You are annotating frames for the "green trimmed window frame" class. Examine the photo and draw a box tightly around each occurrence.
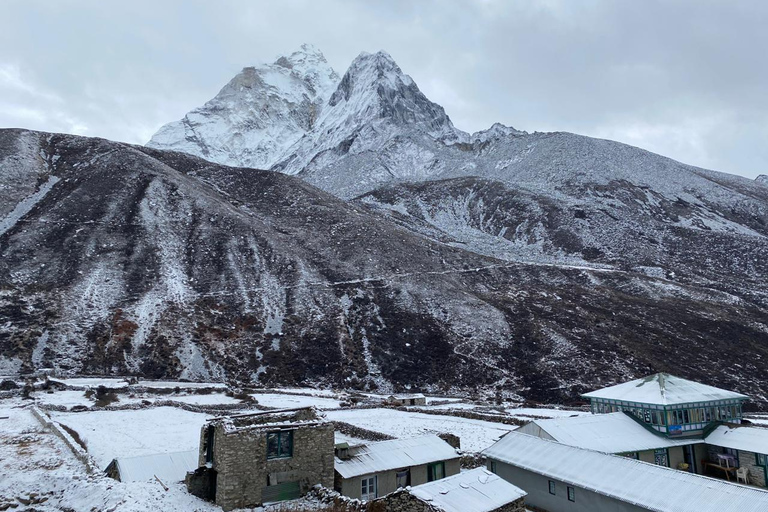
[427,461,446,482]
[266,430,293,459]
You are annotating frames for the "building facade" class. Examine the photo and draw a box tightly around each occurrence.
[334,435,460,500]
[484,431,768,512]
[186,407,335,511]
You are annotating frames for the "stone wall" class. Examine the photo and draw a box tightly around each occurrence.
[736,450,766,487]
[210,422,335,511]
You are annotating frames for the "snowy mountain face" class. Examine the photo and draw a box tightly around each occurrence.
[147,44,339,169]
[3,129,768,403]
[3,46,768,401]
[758,174,768,185]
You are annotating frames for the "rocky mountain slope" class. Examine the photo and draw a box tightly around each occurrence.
[3,129,768,403]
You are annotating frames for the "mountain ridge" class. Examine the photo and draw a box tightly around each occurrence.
[3,128,768,404]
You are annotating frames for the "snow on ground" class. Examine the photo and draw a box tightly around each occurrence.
[251,392,343,409]
[32,390,94,408]
[49,407,212,469]
[417,402,479,411]
[269,387,342,398]
[506,407,589,419]
[425,396,465,404]
[49,378,226,390]
[0,401,221,512]
[32,390,241,408]
[163,393,241,405]
[325,408,516,452]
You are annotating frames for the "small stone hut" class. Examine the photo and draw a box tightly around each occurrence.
[186,407,334,511]
[388,393,427,406]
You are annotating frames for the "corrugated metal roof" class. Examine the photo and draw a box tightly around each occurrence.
[483,432,768,512]
[706,424,768,454]
[334,434,459,479]
[582,373,747,406]
[409,467,526,512]
[114,450,198,483]
[525,412,702,453]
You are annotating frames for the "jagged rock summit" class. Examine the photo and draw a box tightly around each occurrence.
[147,44,339,169]
[758,174,768,185]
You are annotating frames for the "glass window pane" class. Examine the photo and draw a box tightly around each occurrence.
[280,431,293,457]
[267,433,279,458]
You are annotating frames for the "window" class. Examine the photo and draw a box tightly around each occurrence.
[428,461,446,482]
[490,460,497,474]
[756,453,767,466]
[396,469,410,489]
[654,449,669,467]
[567,486,575,502]
[266,431,293,459]
[548,480,556,495]
[361,475,377,500]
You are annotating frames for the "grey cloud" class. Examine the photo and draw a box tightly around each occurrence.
[1,0,765,178]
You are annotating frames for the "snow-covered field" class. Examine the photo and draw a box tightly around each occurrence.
[0,401,222,512]
[32,390,242,408]
[49,407,212,468]
[49,377,226,390]
[251,392,343,409]
[325,408,516,452]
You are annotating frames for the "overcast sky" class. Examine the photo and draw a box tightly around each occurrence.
[1,0,766,179]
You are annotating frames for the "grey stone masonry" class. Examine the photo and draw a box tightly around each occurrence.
[190,407,335,511]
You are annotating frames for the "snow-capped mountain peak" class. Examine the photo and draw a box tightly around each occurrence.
[329,50,414,106]
[757,174,768,185]
[271,49,467,177]
[146,44,339,169]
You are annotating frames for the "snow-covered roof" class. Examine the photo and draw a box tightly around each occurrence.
[522,412,702,453]
[582,373,747,406]
[408,467,526,512]
[706,424,768,455]
[483,432,768,512]
[111,450,198,483]
[334,434,459,479]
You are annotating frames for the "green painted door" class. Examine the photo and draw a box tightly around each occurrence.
[262,481,300,504]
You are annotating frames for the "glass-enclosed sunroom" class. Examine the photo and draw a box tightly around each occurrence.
[582,373,748,437]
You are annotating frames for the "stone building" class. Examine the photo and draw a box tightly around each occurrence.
[388,393,427,406]
[369,467,527,512]
[334,434,460,500]
[185,407,334,511]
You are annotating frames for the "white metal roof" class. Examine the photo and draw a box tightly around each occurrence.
[392,393,426,399]
[522,412,702,453]
[706,424,768,455]
[113,450,198,483]
[582,373,747,406]
[483,432,768,512]
[334,434,459,479]
[409,467,526,512]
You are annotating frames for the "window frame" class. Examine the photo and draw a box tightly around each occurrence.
[266,430,294,460]
[567,486,575,502]
[361,475,377,500]
[428,461,446,482]
[548,480,556,495]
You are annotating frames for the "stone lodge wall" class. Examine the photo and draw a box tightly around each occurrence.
[212,422,335,511]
